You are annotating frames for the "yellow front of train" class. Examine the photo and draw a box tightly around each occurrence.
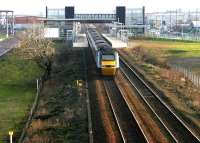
[101,60,117,75]
[100,52,119,76]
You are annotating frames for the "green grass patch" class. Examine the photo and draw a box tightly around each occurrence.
[0,34,6,39]
[130,39,200,58]
[0,52,43,141]
[130,36,200,43]
[153,42,200,58]
[0,35,7,41]
[164,45,200,58]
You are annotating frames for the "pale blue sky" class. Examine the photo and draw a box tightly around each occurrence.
[0,0,200,15]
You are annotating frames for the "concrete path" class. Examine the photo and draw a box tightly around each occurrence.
[102,34,128,48]
[73,34,88,47]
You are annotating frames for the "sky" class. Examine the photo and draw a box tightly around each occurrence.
[0,0,200,16]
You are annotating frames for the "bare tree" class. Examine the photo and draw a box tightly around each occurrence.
[17,27,55,79]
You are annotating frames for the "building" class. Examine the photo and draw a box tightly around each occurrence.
[0,10,14,37]
[125,7,145,36]
[14,16,42,30]
[146,9,200,32]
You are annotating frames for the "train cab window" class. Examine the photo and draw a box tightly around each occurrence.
[101,55,115,60]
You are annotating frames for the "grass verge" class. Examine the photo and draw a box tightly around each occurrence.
[128,39,200,59]
[0,51,43,142]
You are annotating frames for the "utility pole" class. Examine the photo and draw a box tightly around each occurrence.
[12,12,14,35]
[196,9,198,40]
[6,12,8,38]
[176,9,178,32]
[170,11,172,32]
[182,14,184,39]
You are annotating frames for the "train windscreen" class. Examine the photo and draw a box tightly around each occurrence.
[101,54,115,60]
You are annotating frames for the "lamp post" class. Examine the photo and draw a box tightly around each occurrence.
[9,131,13,143]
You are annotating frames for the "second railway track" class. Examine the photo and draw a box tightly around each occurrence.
[102,78,147,143]
[119,56,200,143]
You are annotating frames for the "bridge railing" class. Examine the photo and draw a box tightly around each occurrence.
[75,14,116,20]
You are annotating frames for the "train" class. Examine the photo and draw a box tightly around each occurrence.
[86,26,119,76]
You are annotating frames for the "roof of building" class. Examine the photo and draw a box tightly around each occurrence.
[15,16,43,24]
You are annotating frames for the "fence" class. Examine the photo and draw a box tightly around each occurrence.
[145,32,200,42]
[170,64,200,88]
[18,77,44,143]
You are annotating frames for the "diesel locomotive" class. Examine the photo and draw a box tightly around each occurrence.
[86,27,119,76]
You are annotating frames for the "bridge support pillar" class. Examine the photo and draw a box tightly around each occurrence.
[65,6,75,19]
[116,6,126,24]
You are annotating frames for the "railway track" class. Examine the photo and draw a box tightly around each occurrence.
[86,45,123,143]
[119,56,200,143]
[102,78,147,143]
[85,43,148,142]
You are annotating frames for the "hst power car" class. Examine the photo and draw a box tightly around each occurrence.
[86,27,119,76]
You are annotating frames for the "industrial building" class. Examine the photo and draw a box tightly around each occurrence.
[14,16,42,30]
[0,10,14,38]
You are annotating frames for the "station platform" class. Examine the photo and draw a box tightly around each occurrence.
[73,34,88,47]
[102,34,128,48]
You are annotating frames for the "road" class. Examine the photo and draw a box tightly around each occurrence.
[0,37,20,57]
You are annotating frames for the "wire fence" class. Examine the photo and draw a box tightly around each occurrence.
[145,32,200,42]
[18,76,45,143]
[170,64,200,88]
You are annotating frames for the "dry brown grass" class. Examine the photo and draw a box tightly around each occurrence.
[122,40,200,110]
[36,108,49,116]
[159,68,200,110]
[23,45,88,143]
[25,135,51,143]
[128,40,170,49]
[27,118,63,135]
[119,49,200,136]
[115,72,170,143]
[95,80,121,143]
[122,45,168,68]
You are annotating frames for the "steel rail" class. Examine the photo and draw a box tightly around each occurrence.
[103,79,147,143]
[119,56,200,143]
